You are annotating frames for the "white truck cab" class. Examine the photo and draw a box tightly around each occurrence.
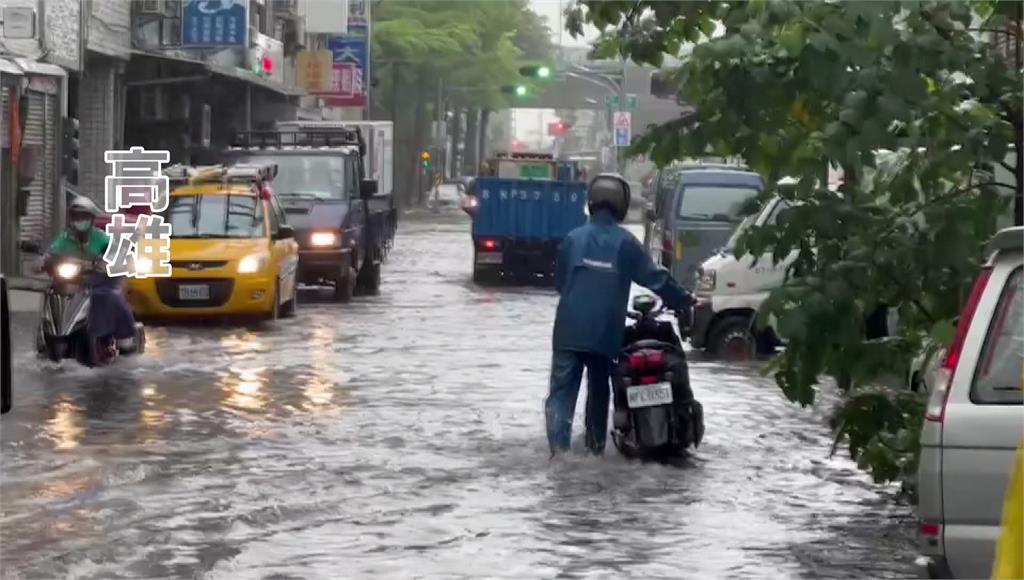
[688,195,796,358]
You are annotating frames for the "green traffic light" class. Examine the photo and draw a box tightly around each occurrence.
[515,85,527,97]
[537,66,551,79]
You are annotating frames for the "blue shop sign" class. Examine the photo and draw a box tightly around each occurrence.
[182,0,246,47]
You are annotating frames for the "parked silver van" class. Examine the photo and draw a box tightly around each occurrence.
[643,164,763,289]
[916,226,1023,579]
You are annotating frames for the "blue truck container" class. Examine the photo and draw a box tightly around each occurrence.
[471,177,587,284]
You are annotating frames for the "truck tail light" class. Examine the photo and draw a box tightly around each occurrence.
[925,268,992,423]
[919,521,942,537]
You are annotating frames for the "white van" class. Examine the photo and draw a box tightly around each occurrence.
[688,195,795,357]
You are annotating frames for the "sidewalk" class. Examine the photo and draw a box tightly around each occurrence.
[10,288,41,313]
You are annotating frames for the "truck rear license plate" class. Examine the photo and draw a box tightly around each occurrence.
[178,284,210,301]
[626,384,673,409]
[476,252,502,265]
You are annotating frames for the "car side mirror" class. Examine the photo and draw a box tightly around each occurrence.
[360,179,378,199]
[18,240,41,254]
[275,225,295,240]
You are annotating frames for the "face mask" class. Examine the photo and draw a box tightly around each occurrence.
[73,220,92,233]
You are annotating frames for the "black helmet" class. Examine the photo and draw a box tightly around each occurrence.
[587,173,631,222]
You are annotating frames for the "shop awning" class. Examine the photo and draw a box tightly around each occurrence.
[205,63,306,97]
[0,58,23,76]
[129,50,305,97]
[9,58,65,77]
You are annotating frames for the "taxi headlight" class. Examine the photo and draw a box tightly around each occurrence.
[56,262,81,279]
[238,254,268,274]
[697,269,716,292]
[310,232,339,247]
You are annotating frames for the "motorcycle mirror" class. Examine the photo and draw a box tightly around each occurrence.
[632,294,657,314]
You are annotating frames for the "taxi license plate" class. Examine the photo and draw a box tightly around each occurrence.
[626,384,673,409]
[476,252,503,265]
[178,284,210,301]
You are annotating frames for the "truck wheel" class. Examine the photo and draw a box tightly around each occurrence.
[333,267,355,303]
[473,265,499,286]
[355,259,381,296]
[708,315,756,361]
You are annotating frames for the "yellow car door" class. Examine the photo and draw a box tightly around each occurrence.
[268,196,298,304]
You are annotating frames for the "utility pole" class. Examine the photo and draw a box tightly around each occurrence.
[616,57,627,175]
[435,81,444,182]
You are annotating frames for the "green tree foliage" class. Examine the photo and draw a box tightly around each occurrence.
[569,0,1022,488]
[373,0,552,110]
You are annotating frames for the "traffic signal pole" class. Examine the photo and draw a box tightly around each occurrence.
[563,67,624,173]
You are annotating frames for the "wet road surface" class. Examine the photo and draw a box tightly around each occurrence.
[1,213,916,579]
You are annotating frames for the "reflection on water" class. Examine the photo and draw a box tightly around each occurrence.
[220,330,266,357]
[303,325,345,413]
[44,398,84,451]
[221,367,269,412]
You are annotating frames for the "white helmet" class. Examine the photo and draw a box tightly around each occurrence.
[68,196,100,217]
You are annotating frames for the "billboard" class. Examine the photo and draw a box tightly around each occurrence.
[318,37,368,108]
[181,0,247,47]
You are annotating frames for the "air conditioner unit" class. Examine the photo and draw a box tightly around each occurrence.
[273,0,299,17]
[140,0,165,15]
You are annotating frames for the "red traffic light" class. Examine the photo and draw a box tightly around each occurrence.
[548,121,568,136]
[511,139,521,150]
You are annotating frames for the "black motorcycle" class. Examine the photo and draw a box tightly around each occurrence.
[611,295,704,461]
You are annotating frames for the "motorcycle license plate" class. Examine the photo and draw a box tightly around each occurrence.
[626,383,673,409]
[476,252,503,265]
[178,284,210,301]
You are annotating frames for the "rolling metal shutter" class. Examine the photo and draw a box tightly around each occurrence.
[18,89,58,245]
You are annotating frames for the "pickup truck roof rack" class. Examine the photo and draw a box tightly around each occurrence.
[492,152,555,160]
[164,163,278,186]
[232,128,364,151]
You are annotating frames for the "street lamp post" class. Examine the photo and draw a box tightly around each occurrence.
[563,65,626,173]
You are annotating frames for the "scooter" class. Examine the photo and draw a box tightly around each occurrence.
[611,295,704,461]
[33,254,146,368]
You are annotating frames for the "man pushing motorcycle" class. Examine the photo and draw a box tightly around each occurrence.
[42,196,138,355]
[547,173,694,457]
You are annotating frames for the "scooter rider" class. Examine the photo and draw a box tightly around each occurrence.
[43,196,138,354]
[547,173,694,457]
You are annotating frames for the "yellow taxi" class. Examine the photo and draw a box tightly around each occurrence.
[127,165,299,320]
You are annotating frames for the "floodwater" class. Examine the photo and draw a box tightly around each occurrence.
[1,213,916,579]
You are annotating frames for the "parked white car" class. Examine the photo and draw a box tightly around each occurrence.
[916,226,1023,579]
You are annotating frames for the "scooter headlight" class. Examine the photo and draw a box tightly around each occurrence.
[135,257,154,275]
[56,262,81,280]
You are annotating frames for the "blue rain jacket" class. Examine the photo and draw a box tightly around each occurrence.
[553,209,692,359]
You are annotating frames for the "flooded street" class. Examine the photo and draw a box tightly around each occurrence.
[2,214,916,579]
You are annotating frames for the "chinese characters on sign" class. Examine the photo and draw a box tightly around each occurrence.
[318,37,368,108]
[102,147,172,279]
[296,50,332,93]
[181,0,246,47]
